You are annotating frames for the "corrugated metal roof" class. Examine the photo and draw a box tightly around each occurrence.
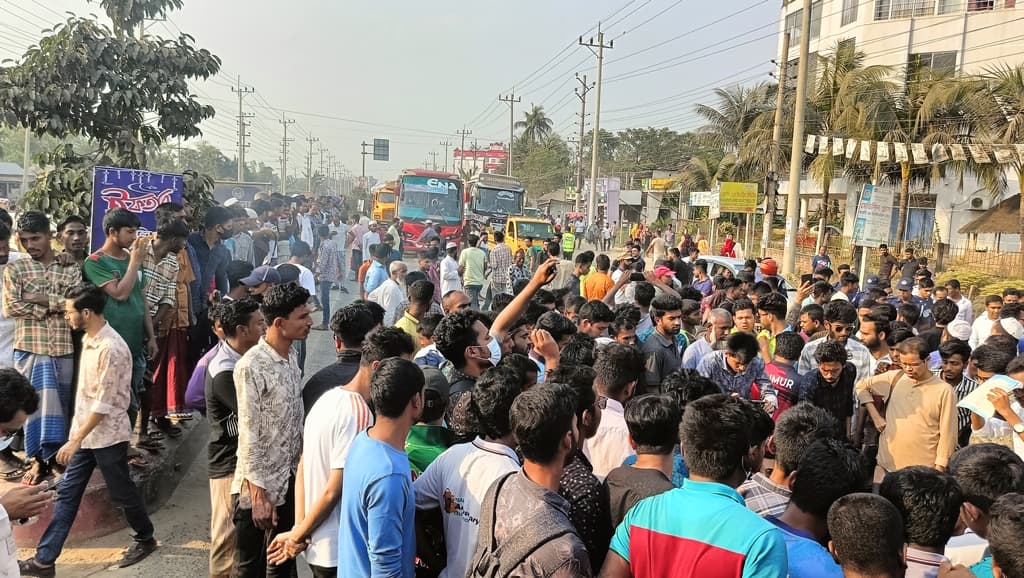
[0,162,25,176]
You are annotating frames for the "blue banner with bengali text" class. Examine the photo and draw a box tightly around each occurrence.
[91,166,183,252]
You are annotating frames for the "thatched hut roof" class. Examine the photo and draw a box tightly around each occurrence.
[959,195,1021,235]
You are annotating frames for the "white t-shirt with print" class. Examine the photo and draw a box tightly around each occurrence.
[413,438,520,578]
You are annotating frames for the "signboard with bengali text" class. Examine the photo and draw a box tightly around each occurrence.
[852,184,894,248]
[718,181,758,214]
[90,166,183,252]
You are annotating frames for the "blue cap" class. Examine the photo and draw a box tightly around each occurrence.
[240,265,281,287]
[896,277,914,292]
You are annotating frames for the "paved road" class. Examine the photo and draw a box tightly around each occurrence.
[17,279,357,578]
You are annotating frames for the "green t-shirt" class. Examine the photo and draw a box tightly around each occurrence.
[405,424,455,476]
[84,251,146,356]
[459,247,487,287]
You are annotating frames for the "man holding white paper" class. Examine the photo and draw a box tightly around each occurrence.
[965,346,1024,459]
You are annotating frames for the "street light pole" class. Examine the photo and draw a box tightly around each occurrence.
[580,26,613,224]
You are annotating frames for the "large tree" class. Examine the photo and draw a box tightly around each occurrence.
[0,0,220,220]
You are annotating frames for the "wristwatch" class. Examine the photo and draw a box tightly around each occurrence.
[1014,423,1024,435]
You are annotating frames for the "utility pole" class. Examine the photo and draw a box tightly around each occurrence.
[318,145,327,180]
[279,114,295,194]
[762,32,790,256]
[498,92,521,176]
[232,76,255,183]
[580,25,613,224]
[782,0,811,276]
[429,151,440,171]
[439,140,452,172]
[456,127,472,172]
[574,73,594,214]
[360,141,371,197]
[305,135,319,193]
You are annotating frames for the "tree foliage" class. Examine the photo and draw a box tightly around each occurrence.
[0,0,221,221]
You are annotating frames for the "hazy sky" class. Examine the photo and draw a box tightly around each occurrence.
[1,0,779,180]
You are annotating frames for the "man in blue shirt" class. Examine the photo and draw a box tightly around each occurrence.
[767,438,868,577]
[363,243,390,296]
[338,356,423,578]
[696,332,777,415]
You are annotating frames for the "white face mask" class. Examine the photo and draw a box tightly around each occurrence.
[0,434,14,452]
[486,337,503,366]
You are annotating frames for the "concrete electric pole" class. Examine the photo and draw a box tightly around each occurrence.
[456,127,472,172]
[580,26,613,224]
[782,0,812,276]
[498,92,521,176]
[279,115,295,195]
[439,140,452,172]
[232,77,255,183]
[763,32,790,257]
[305,136,319,193]
[574,73,594,214]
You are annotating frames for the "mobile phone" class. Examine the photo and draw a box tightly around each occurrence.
[800,273,813,285]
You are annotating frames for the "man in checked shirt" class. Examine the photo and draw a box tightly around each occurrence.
[3,211,82,485]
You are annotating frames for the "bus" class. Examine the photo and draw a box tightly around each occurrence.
[466,173,526,235]
[396,169,464,251]
[371,181,397,222]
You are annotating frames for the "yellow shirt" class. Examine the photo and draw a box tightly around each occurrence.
[583,271,615,301]
[855,370,957,471]
[395,311,421,353]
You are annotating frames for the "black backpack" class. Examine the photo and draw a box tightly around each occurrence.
[467,472,573,578]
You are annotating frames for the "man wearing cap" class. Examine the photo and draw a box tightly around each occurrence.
[405,368,454,476]
[854,275,881,307]
[361,221,381,264]
[418,219,440,247]
[440,241,463,297]
[889,277,920,309]
[239,266,282,302]
[387,218,402,253]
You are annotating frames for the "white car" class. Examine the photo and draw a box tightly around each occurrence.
[699,256,796,299]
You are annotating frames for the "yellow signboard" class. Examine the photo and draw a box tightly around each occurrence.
[648,178,677,191]
[719,182,758,213]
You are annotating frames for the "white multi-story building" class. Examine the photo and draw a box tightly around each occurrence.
[777,0,1022,252]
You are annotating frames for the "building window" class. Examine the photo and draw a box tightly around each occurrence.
[876,0,937,18]
[908,51,958,79]
[967,0,995,9]
[785,1,822,43]
[938,0,961,13]
[842,0,860,24]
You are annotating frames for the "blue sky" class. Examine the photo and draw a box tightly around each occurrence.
[1,0,779,180]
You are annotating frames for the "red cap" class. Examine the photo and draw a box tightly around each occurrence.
[759,258,778,276]
[654,266,675,278]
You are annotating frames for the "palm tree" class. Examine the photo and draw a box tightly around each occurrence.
[695,83,774,155]
[952,64,1024,265]
[675,151,734,193]
[514,104,554,144]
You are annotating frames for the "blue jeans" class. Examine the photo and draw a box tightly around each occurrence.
[36,442,153,564]
[465,284,482,311]
[319,281,333,325]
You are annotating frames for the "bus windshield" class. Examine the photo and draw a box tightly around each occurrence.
[399,176,462,222]
[376,192,395,204]
[516,221,554,240]
[475,187,524,215]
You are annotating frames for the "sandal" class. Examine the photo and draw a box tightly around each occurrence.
[135,437,164,452]
[0,449,28,481]
[21,458,52,486]
[156,419,182,438]
[142,429,165,441]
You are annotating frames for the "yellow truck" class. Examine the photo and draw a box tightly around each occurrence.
[371,181,397,222]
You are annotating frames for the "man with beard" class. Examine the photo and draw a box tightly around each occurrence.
[935,340,977,449]
[58,215,89,265]
[681,308,733,370]
[797,340,857,435]
[4,212,82,484]
[798,301,873,384]
[640,295,684,393]
[188,205,233,362]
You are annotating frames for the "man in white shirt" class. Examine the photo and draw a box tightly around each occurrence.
[267,328,414,575]
[831,272,859,302]
[945,279,973,324]
[440,242,463,297]
[361,221,381,264]
[798,300,873,384]
[583,343,645,479]
[283,241,317,298]
[413,366,522,578]
[368,261,408,326]
[969,295,1003,349]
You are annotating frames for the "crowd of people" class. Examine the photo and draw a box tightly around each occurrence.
[2,206,1024,578]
